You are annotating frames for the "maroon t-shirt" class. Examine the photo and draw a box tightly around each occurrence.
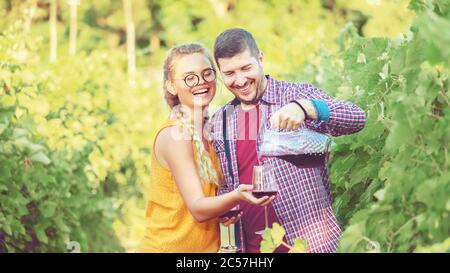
[236,105,289,253]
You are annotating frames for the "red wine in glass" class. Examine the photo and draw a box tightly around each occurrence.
[220,209,242,218]
[252,190,278,198]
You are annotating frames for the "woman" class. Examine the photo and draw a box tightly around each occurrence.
[137,44,273,252]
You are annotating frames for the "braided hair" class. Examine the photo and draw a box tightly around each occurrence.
[163,43,221,186]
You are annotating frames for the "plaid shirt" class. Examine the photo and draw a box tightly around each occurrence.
[210,76,366,253]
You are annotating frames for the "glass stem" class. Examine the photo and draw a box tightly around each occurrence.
[227,225,232,246]
[264,205,268,229]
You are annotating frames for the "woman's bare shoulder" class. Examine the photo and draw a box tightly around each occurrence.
[155,123,193,160]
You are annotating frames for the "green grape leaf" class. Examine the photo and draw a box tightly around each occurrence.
[41,201,58,218]
[357,52,367,64]
[415,238,450,253]
[271,223,286,245]
[260,231,277,253]
[339,224,364,252]
[35,227,48,244]
[31,152,51,165]
[374,188,386,201]
[12,128,29,138]
[290,238,307,253]
[260,223,286,253]
[0,123,7,135]
[3,223,12,236]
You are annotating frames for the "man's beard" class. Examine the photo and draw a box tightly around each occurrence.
[237,70,266,105]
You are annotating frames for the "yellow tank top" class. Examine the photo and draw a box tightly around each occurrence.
[136,119,221,253]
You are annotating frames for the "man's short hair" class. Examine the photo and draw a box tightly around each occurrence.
[214,28,260,66]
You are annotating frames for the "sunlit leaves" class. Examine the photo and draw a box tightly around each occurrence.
[313,1,450,253]
[260,223,285,253]
[259,223,308,253]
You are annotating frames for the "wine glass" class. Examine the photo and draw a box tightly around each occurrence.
[252,164,278,235]
[219,205,242,253]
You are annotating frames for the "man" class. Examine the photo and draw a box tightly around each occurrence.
[210,28,366,253]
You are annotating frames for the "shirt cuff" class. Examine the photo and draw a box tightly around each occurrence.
[311,99,330,122]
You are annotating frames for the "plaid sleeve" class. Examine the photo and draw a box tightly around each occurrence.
[210,109,232,196]
[295,83,366,136]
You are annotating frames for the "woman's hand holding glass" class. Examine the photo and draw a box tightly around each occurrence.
[235,184,276,206]
[218,208,243,227]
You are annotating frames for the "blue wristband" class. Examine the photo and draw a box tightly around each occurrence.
[311,99,330,122]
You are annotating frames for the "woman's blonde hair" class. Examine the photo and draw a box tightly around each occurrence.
[163,43,221,186]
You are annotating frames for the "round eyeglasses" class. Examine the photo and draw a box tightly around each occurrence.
[174,68,216,88]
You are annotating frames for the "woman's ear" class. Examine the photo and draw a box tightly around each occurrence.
[166,80,177,96]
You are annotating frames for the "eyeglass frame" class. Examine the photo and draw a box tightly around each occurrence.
[172,68,217,88]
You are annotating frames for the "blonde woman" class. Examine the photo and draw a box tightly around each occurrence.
[136,44,273,253]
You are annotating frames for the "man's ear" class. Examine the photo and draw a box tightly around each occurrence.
[166,80,177,96]
[258,52,264,68]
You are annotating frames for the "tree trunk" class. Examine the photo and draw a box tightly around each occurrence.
[209,0,227,17]
[69,2,78,56]
[148,1,162,55]
[24,0,37,34]
[322,0,336,12]
[49,0,57,62]
[123,0,136,86]
[150,31,160,52]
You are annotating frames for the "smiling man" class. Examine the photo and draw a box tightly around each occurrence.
[210,28,366,253]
